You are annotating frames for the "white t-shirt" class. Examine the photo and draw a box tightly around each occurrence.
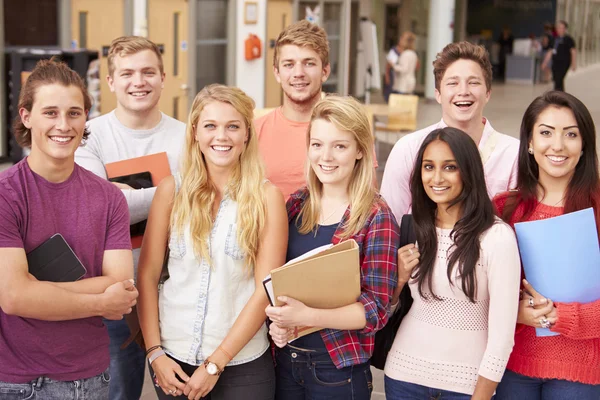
[387,48,400,66]
[75,111,186,271]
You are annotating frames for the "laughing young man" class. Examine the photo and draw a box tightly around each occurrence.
[75,36,185,400]
[380,42,519,220]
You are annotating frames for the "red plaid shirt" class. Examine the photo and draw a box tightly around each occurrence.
[287,188,400,368]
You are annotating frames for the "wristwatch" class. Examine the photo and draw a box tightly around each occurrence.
[203,359,224,376]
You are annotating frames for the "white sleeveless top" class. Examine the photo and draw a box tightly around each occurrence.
[158,176,269,366]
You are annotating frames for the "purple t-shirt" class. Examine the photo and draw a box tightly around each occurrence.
[0,159,131,383]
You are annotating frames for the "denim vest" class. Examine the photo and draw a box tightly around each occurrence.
[158,176,269,366]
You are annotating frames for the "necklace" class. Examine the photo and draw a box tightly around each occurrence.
[320,202,347,225]
[552,197,565,207]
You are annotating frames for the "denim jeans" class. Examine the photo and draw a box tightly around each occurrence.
[384,375,476,400]
[496,369,600,400]
[0,369,110,400]
[105,318,145,400]
[275,345,372,400]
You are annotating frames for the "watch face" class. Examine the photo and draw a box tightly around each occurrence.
[206,362,218,375]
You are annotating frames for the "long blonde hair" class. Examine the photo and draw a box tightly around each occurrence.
[171,84,266,271]
[298,95,376,239]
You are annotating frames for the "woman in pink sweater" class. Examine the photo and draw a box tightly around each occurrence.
[384,127,521,400]
[494,91,600,399]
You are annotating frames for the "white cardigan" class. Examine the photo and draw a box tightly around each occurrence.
[392,49,418,94]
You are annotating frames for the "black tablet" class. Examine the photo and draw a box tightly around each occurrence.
[109,171,153,190]
[109,171,153,236]
[26,233,87,282]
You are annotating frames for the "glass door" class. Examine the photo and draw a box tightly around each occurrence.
[196,0,230,91]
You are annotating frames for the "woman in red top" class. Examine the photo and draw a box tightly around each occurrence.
[494,91,600,399]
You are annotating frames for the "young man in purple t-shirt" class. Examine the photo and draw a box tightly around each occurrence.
[0,60,138,399]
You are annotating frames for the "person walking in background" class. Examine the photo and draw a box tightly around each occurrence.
[542,20,576,92]
[137,84,287,399]
[494,91,600,399]
[266,95,399,400]
[389,31,419,95]
[540,23,555,83]
[384,37,402,102]
[384,127,521,400]
[497,27,514,81]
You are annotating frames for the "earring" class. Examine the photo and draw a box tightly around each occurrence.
[528,147,534,154]
[581,150,584,156]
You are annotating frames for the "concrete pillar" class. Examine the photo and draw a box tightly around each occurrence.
[453,0,467,43]
[58,0,72,48]
[425,0,455,99]
[124,0,134,36]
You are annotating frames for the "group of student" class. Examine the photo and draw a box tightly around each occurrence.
[0,18,598,400]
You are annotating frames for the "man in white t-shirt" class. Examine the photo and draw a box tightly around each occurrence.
[75,36,185,400]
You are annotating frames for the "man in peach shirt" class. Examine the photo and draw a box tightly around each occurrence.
[256,20,378,199]
[255,20,331,199]
[381,42,519,221]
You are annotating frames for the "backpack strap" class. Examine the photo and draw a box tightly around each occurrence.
[400,214,416,247]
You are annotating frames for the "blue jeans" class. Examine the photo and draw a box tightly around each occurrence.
[0,369,110,399]
[496,369,600,400]
[105,318,145,400]
[384,375,475,399]
[275,345,372,400]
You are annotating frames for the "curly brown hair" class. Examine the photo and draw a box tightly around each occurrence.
[13,58,92,147]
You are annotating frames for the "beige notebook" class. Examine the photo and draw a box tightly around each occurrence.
[268,239,361,340]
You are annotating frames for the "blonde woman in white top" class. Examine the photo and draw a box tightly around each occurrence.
[385,127,521,400]
[137,84,287,400]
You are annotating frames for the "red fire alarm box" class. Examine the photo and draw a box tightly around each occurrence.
[245,34,262,61]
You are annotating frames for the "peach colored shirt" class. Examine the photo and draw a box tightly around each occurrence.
[255,108,310,200]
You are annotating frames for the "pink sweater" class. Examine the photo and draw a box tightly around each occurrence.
[384,221,522,395]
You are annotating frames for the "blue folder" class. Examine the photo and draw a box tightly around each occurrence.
[514,208,600,337]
